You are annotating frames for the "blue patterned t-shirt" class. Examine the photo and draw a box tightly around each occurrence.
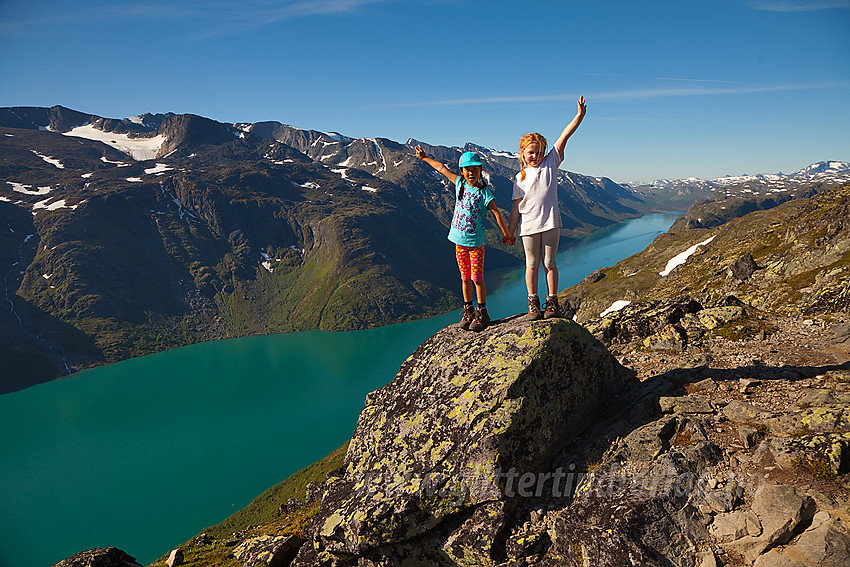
[447,177,495,248]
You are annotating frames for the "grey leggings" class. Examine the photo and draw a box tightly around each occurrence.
[521,227,560,270]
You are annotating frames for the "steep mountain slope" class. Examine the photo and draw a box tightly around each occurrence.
[561,183,850,339]
[242,122,653,239]
[0,109,468,391]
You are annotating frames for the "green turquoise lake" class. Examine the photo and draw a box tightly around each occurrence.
[0,213,678,566]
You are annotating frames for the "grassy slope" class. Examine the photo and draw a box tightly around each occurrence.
[148,442,349,566]
[563,184,850,322]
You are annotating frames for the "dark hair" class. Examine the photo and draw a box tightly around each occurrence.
[458,167,487,201]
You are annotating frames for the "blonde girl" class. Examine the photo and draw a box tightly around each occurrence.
[507,96,587,319]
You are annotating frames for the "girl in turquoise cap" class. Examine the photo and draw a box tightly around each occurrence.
[415,146,515,331]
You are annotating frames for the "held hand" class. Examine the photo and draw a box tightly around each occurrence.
[502,234,517,246]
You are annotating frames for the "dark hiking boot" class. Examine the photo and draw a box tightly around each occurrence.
[527,295,542,321]
[469,306,490,332]
[543,295,563,319]
[458,304,475,330]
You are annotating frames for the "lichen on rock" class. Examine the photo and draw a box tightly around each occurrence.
[299,316,634,564]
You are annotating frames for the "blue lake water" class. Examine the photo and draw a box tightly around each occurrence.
[0,213,678,567]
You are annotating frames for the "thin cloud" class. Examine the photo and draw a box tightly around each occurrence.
[748,1,850,11]
[0,0,389,38]
[657,77,739,84]
[192,0,391,38]
[588,83,845,101]
[388,82,849,108]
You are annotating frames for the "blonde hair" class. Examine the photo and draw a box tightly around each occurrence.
[518,133,547,182]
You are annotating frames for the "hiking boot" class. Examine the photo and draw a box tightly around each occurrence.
[469,306,490,332]
[527,295,542,321]
[458,304,475,330]
[543,295,563,319]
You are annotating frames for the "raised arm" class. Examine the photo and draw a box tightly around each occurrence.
[415,146,459,185]
[553,96,587,159]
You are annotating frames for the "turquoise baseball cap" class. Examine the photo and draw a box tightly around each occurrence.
[458,151,482,168]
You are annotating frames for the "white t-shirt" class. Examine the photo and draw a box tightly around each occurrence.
[512,147,563,236]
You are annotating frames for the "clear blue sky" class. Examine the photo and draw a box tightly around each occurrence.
[1,0,848,182]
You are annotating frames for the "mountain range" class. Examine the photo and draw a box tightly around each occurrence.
[624,160,850,211]
[1,105,847,393]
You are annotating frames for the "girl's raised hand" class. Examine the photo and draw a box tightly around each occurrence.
[415,146,426,159]
[577,95,587,115]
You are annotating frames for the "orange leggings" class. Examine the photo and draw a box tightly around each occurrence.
[455,244,485,282]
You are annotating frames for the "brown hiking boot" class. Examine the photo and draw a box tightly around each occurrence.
[458,304,475,330]
[543,295,563,319]
[469,305,490,332]
[527,295,542,321]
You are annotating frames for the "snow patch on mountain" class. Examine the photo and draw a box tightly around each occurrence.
[31,150,65,169]
[600,300,631,317]
[101,156,131,167]
[63,125,166,161]
[370,139,387,174]
[144,163,173,175]
[323,131,352,142]
[660,235,716,277]
[260,249,282,273]
[7,182,52,196]
[33,198,79,212]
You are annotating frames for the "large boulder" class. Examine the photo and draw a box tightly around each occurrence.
[51,548,142,567]
[552,437,722,566]
[297,316,634,565]
[722,484,817,563]
[753,514,850,567]
[233,535,303,567]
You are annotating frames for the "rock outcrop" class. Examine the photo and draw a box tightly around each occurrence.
[294,316,635,565]
[51,547,142,567]
[233,535,303,567]
[277,314,850,567]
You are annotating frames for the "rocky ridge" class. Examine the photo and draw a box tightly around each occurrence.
[140,314,849,567]
[565,183,850,330]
